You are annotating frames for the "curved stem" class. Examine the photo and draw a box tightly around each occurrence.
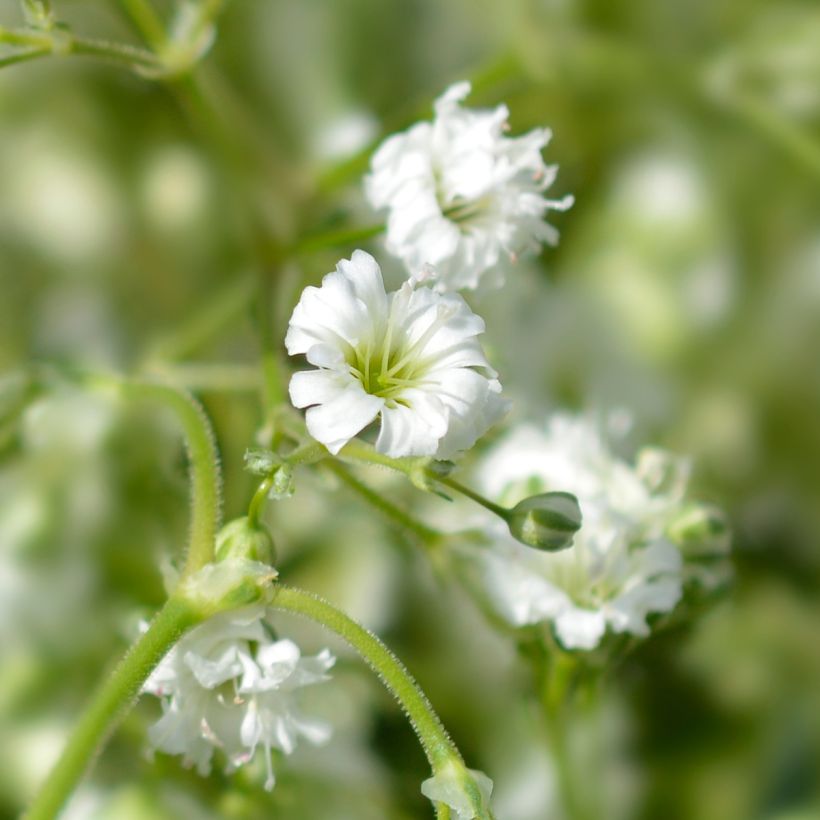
[323,459,443,545]
[120,381,222,575]
[74,372,222,575]
[24,596,201,820]
[271,586,459,770]
[271,587,493,818]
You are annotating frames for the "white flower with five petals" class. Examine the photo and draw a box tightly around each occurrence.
[143,605,334,790]
[286,250,509,458]
[365,81,573,291]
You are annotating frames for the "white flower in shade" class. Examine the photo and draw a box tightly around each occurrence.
[365,81,573,291]
[143,605,334,790]
[286,250,509,458]
[474,414,697,650]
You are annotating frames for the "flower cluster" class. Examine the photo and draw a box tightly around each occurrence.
[143,605,334,790]
[286,250,508,458]
[473,414,724,650]
[366,81,573,291]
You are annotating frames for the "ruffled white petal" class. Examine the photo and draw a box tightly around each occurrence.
[365,81,571,290]
[285,251,505,458]
[304,384,383,454]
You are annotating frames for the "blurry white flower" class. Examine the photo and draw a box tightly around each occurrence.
[286,250,508,458]
[313,110,378,161]
[143,605,334,790]
[365,81,573,291]
[474,414,697,650]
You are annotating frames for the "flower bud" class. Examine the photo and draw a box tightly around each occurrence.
[667,503,730,558]
[507,491,582,551]
[215,516,276,566]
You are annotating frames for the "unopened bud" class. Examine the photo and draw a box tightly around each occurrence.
[508,491,582,551]
[215,516,275,566]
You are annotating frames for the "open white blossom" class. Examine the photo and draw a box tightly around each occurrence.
[286,250,508,458]
[365,81,573,291]
[143,605,334,790]
[474,414,696,650]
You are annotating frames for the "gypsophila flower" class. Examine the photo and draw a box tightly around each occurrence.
[473,413,713,650]
[286,250,509,458]
[365,81,573,291]
[143,604,334,791]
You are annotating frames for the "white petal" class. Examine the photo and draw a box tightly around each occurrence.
[289,369,348,409]
[375,391,447,458]
[304,385,383,454]
[337,250,388,320]
[554,608,608,650]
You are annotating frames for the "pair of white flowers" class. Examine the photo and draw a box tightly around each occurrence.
[287,82,571,460]
[143,605,334,791]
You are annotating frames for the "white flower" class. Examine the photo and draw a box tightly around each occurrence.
[143,605,334,790]
[286,250,509,458]
[365,81,573,291]
[474,414,692,650]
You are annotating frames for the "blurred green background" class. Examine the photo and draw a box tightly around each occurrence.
[1,0,819,818]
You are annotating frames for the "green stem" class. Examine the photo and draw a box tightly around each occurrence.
[82,374,222,575]
[538,651,592,820]
[127,382,222,576]
[337,438,417,476]
[142,363,261,393]
[324,459,443,545]
[271,586,458,770]
[144,273,255,365]
[0,47,48,67]
[336,440,512,521]
[437,476,510,521]
[271,587,493,818]
[0,25,162,72]
[24,597,201,820]
[727,89,820,181]
[118,0,167,49]
[291,222,385,255]
[247,474,274,529]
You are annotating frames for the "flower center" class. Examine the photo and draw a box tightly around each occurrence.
[346,337,428,403]
[442,195,491,226]
[345,301,454,403]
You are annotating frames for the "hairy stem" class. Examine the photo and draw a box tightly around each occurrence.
[271,586,458,769]
[24,597,201,820]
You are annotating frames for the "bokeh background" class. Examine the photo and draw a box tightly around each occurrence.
[1,0,819,818]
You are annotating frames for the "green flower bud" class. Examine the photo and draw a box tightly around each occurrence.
[180,558,278,616]
[507,491,582,551]
[215,516,276,565]
[667,503,730,558]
